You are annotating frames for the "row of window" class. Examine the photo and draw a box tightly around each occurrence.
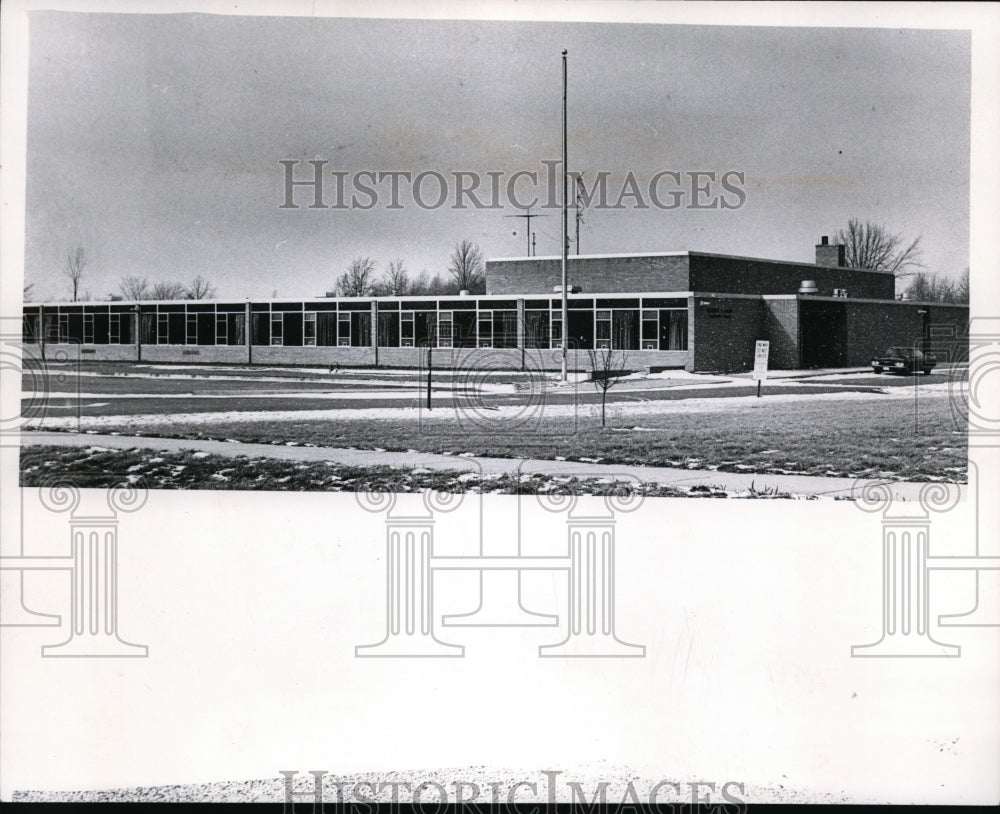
[22,307,689,351]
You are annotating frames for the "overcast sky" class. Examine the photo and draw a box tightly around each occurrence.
[24,12,970,301]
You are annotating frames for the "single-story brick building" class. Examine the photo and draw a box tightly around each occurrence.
[20,238,968,372]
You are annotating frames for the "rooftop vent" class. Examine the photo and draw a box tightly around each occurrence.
[553,285,582,294]
[798,279,819,295]
[459,289,471,296]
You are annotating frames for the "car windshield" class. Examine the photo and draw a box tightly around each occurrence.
[886,347,916,357]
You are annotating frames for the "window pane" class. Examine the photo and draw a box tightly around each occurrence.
[228,313,246,346]
[251,313,270,345]
[525,311,549,349]
[377,312,399,347]
[493,311,517,348]
[317,312,337,346]
[351,312,371,346]
[660,309,688,350]
[612,310,639,350]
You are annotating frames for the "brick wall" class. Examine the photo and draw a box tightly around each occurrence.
[35,342,138,362]
[762,299,799,369]
[690,254,894,299]
[141,345,250,364]
[922,304,969,365]
[844,302,924,366]
[692,295,766,372]
[486,255,690,295]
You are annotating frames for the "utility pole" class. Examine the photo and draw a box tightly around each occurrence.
[560,49,569,382]
[505,207,548,256]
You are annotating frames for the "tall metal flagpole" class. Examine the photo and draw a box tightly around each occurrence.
[561,49,569,382]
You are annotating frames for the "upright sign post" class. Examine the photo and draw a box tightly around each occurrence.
[753,340,770,398]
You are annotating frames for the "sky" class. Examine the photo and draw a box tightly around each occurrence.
[22,11,970,301]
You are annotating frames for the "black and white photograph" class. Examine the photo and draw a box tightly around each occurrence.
[2,0,998,806]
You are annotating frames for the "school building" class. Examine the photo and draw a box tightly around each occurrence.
[20,238,968,372]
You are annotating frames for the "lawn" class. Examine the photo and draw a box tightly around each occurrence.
[20,445,777,497]
[39,391,967,482]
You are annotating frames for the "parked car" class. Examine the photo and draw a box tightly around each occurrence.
[871,346,936,375]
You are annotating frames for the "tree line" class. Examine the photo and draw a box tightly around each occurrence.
[27,230,966,304]
[331,240,486,297]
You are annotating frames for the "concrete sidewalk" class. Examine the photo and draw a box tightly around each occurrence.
[21,430,956,500]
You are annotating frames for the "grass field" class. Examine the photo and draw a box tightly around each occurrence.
[43,392,966,482]
[21,445,787,497]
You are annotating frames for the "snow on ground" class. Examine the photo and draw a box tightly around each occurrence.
[23,388,511,401]
[24,379,956,431]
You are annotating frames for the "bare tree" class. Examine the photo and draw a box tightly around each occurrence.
[588,346,630,428]
[835,218,923,278]
[904,271,966,304]
[335,257,376,297]
[150,281,187,300]
[64,247,87,302]
[409,270,456,296]
[381,259,409,296]
[186,275,217,300]
[448,240,486,293]
[957,267,970,304]
[119,275,150,301]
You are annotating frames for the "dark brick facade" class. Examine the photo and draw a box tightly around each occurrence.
[843,301,924,366]
[689,254,893,299]
[487,252,895,300]
[487,255,690,295]
[762,298,800,369]
[692,295,766,372]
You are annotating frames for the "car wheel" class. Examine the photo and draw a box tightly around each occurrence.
[923,367,933,375]
[872,366,882,374]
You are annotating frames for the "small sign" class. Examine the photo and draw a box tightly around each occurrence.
[753,340,770,381]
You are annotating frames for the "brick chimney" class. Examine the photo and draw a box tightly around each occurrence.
[815,235,846,267]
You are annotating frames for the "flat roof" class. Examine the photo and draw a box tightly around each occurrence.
[24,291,697,308]
[486,250,895,275]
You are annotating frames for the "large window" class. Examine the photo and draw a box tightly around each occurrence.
[525,311,549,348]
[349,311,371,346]
[377,312,400,347]
[337,313,351,346]
[438,311,453,348]
[303,312,317,346]
[400,312,415,347]
[22,313,40,343]
[491,310,517,348]
[477,310,493,347]
[661,309,688,350]
[317,312,337,346]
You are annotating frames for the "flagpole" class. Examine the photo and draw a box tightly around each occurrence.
[561,49,569,382]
